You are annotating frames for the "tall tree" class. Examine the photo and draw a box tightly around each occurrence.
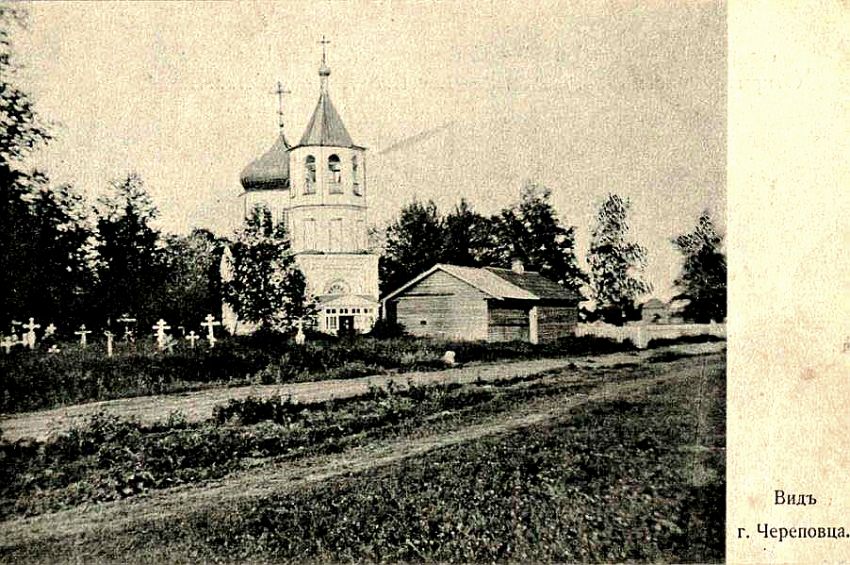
[223,205,313,332]
[485,182,585,295]
[0,6,54,322]
[94,173,165,326]
[588,193,651,324]
[442,198,490,267]
[158,228,226,327]
[26,179,96,323]
[673,212,727,322]
[379,199,445,294]
[0,6,49,165]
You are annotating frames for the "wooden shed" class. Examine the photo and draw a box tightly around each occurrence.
[381,263,579,343]
[641,298,671,324]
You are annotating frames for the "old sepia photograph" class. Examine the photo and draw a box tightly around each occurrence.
[1,1,729,562]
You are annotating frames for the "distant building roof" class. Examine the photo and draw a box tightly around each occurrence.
[240,131,291,191]
[382,264,579,304]
[642,298,667,309]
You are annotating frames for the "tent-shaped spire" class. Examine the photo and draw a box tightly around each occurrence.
[298,47,355,147]
[298,91,355,147]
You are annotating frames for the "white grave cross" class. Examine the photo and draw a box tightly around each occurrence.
[185,330,200,349]
[44,323,57,338]
[23,318,41,349]
[201,314,220,348]
[1,335,15,354]
[295,319,306,345]
[104,330,115,357]
[75,324,92,348]
[152,319,171,351]
[117,314,137,342]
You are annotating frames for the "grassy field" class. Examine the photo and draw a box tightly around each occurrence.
[0,333,647,414]
[0,350,725,563]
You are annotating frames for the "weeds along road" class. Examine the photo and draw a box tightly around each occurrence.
[0,341,723,442]
[0,351,724,553]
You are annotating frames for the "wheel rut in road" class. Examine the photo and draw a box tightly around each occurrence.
[0,355,718,551]
[0,341,724,442]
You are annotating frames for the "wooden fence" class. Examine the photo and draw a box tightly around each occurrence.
[574,322,726,349]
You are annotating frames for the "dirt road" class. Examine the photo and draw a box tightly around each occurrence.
[0,341,723,442]
[0,352,722,552]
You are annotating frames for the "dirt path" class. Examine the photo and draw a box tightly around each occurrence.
[0,355,719,551]
[0,342,723,442]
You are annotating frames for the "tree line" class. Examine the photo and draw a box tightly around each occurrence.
[379,186,726,324]
[1,7,726,334]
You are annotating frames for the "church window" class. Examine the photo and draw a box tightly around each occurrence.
[328,154,342,191]
[305,156,316,194]
[352,155,361,195]
[325,280,350,295]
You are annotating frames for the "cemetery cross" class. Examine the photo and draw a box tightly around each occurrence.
[152,319,171,351]
[23,318,41,349]
[75,324,92,348]
[201,314,220,348]
[1,335,14,354]
[186,330,200,349]
[104,330,115,357]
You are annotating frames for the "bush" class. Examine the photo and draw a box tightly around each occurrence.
[367,318,407,339]
[212,395,299,426]
[0,333,639,414]
[645,334,724,348]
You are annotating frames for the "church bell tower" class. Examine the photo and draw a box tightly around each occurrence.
[235,38,379,335]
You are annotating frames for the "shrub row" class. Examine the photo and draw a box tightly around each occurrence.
[170,361,726,563]
[3,370,605,518]
[9,356,725,563]
[0,333,639,414]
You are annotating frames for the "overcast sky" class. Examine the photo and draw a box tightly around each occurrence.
[15,0,725,300]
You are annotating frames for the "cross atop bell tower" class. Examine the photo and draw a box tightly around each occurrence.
[318,35,331,92]
[319,35,331,66]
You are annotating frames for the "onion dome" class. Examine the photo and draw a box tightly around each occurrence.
[239,131,291,191]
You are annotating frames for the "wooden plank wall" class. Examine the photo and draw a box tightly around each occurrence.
[537,305,578,342]
[488,305,530,342]
[391,270,489,340]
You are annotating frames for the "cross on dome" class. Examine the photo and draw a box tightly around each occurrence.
[273,81,291,132]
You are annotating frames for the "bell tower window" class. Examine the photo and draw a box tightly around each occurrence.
[328,154,342,192]
[305,155,316,194]
[352,155,362,196]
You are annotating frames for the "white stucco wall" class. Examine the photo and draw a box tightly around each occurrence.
[295,253,379,299]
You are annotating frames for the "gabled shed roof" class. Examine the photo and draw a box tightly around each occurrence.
[382,264,578,304]
[484,267,579,301]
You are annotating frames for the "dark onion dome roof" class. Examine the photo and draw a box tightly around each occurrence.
[298,89,355,147]
[240,131,291,191]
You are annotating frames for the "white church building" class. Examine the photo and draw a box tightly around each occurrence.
[229,49,379,335]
